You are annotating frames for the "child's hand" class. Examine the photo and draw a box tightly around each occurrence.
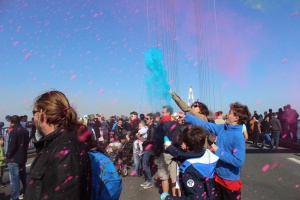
[211,143,219,153]
[164,136,171,149]
[181,143,187,150]
[160,192,169,200]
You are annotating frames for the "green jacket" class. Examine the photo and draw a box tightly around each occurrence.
[0,146,6,167]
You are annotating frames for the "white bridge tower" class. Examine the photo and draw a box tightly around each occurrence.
[187,85,194,106]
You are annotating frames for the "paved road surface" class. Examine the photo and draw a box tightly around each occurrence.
[1,143,300,200]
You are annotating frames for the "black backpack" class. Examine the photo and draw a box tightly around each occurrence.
[153,121,188,157]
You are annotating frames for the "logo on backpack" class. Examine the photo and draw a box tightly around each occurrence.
[187,179,195,187]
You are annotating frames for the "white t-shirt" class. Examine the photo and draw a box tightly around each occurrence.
[242,124,246,132]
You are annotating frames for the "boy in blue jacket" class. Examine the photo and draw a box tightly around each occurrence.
[162,125,219,200]
[182,102,251,200]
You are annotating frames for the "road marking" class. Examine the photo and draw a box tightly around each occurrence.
[287,158,300,165]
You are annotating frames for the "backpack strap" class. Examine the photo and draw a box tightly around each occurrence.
[179,160,192,173]
[94,152,115,198]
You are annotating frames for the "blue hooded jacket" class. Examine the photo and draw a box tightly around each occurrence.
[184,113,245,181]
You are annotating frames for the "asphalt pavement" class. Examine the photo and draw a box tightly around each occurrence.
[1,141,300,200]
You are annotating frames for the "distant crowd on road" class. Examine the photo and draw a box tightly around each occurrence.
[245,105,299,150]
[0,89,299,200]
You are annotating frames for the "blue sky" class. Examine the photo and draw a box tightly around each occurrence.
[0,0,299,124]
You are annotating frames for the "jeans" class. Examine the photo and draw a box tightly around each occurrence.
[271,131,280,148]
[133,151,141,172]
[142,150,151,183]
[8,163,27,200]
[260,133,273,149]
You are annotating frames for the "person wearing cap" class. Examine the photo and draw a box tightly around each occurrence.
[6,115,29,200]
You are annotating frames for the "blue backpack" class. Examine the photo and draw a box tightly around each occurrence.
[88,151,122,200]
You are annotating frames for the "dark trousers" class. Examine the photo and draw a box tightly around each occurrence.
[288,124,298,142]
[214,180,241,200]
[142,150,152,183]
[0,166,4,183]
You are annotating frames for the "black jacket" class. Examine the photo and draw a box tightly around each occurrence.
[114,124,128,140]
[261,120,271,133]
[6,123,29,164]
[153,121,187,157]
[24,129,91,200]
[129,118,140,140]
[142,122,156,149]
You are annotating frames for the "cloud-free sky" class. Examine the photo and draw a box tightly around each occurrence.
[0,0,299,124]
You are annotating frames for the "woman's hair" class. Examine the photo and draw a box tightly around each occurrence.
[182,126,207,152]
[191,102,209,116]
[230,102,251,124]
[34,91,78,131]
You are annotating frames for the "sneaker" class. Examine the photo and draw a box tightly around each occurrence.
[19,194,24,199]
[140,181,149,187]
[143,182,153,189]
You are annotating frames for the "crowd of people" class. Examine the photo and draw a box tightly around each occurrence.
[0,89,299,200]
[246,105,299,150]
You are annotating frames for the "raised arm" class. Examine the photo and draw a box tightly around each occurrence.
[169,90,192,113]
[184,113,220,135]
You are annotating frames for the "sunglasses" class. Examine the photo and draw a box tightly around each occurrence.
[32,110,39,115]
[146,117,151,120]
[192,104,200,108]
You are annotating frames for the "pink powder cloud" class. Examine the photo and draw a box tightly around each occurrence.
[174,3,266,84]
[281,58,287,63]
[70,75,77,80]
[25,53,31,59]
